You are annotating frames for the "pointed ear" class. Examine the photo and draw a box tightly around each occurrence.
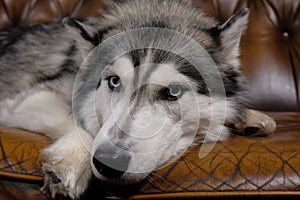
[62,17,100,57]
[219,8,249,68]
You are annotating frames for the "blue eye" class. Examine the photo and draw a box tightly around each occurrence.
[107,76,121,91]
[169,85,182,97]
[161,85,184,101]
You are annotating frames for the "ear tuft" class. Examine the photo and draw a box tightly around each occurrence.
[219,8,250,68]
[219,8,249,31]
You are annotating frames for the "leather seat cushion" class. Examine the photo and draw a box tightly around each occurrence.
[1,112,299,198]
[0,126,51,181]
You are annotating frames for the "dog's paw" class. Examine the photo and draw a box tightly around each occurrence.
[228,109,276,136]
[243,109,276,136]
[41,161,91,199]
[41,135,92,199]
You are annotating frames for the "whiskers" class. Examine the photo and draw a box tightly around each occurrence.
[143,173,169,189]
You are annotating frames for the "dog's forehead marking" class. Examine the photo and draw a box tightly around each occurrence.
[149,64,190,87]
[107,53,194,93]
[109,56,134,80]
[110,56,132,74]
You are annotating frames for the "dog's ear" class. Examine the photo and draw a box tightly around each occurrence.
[218,8,249,68]
[62,17,100,57]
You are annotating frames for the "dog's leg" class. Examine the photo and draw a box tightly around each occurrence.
[42,127,93,199]
[228,109,276,136]
[0,90,93,198]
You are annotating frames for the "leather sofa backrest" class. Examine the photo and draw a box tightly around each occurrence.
[0,0,299,111]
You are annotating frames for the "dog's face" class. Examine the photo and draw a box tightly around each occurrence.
[91,52,205,182]
[66,4,249,183]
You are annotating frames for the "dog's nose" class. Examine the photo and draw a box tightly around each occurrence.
[92,150,131,179]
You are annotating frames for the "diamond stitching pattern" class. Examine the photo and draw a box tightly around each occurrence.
[134,112,300,195]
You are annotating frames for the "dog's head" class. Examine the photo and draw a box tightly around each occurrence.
[64,0,249,183]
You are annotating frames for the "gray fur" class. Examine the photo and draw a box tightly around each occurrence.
[0,0,248,115]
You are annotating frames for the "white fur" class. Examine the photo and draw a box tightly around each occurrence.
[42,127,93,199]
[0,90,72,139]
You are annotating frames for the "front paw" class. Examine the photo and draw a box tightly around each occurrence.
[228,109,276,136]
[41,143,92,199]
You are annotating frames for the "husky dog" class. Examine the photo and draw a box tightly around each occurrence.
[0,0,276,198]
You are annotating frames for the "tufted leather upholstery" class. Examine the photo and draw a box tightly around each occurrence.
[0,0,300,199]
[0,0,299,111]
[196,0,300,112]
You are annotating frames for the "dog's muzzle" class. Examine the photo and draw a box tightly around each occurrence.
[92,149,131,179]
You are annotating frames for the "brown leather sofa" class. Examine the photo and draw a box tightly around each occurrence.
[0,0,299,199]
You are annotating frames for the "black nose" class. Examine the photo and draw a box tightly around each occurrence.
[92,150,131,179]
